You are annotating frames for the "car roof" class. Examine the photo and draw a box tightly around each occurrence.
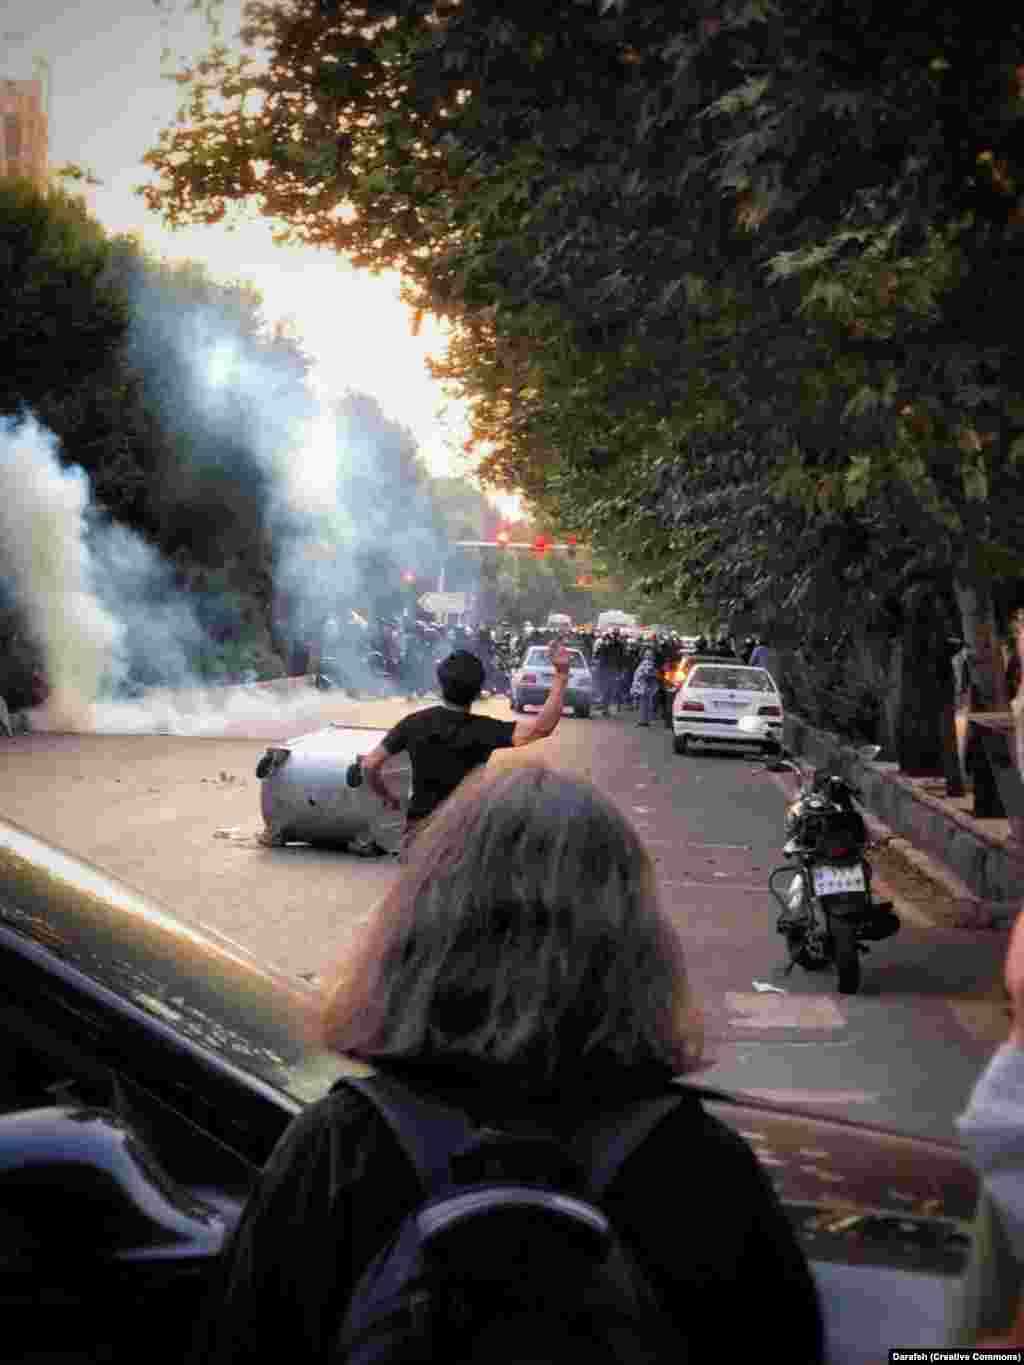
[685,663,776,684]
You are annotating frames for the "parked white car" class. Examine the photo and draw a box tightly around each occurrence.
[671,662,783,755]
[510,646,593,718]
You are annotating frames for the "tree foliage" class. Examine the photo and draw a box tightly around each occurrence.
[0,177,522,696]
[140,1,1024,731]
[0,178,130,420]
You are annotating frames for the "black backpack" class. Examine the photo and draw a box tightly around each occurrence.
[334,1073,685,1365]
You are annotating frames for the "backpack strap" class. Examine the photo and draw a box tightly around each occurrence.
[338,1073,480,1197]
[339,1075,687,1203]
[570,1090,685,1200]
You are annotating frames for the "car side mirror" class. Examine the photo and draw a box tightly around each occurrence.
[0,1106,224,1257]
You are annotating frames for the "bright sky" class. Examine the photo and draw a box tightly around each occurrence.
[2,0,517,509]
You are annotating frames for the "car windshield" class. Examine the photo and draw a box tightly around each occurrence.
[687,666,776,693]
[524,648,586,668]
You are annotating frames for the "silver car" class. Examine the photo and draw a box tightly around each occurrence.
[510,646,593,718]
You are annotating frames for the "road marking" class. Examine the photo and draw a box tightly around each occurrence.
[726,992,847,1030]
[688,842,753,850]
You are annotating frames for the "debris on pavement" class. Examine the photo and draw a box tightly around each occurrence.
[214,827,258,843]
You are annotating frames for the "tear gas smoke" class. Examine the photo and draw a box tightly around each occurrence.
[0,271,450,735]
[0,416,121,731]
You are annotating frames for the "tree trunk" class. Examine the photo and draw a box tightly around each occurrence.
[1011,613,1024,843]
[883,634,902,759]
[897,596,950,777]
[955,573,1009,711]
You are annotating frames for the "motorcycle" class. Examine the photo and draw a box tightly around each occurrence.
[739,716,900,995]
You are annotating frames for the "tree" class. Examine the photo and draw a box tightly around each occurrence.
[142,1,1024,755]
[0,179,129,420]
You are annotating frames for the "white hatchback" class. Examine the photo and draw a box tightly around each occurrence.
[671,663,783,755]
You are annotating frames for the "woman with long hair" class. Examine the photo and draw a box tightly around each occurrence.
[193,761,823,1363]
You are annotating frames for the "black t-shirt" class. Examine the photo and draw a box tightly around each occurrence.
[382,705,516,819]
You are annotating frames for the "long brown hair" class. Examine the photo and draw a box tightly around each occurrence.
[318,761,703,1080]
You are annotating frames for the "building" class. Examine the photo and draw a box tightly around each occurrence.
[0,78,47,190]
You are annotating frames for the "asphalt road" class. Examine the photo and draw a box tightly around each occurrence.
[0,687,1010,1141]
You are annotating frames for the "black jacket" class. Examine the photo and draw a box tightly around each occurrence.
[191,1058,825,1363]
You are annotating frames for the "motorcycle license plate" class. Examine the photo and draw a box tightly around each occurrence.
[813,865,866,896]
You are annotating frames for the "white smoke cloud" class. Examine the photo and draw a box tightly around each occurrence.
[0,259,453,737]
[0,416,122,731]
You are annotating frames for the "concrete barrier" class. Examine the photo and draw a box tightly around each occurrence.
[785,713,1024,921]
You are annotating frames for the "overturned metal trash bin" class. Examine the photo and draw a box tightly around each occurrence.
[257,725,410,854]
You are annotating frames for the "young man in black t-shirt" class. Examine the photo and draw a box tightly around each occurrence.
[361,645,571,852]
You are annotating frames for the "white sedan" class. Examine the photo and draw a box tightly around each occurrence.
[510,646,594,718]
[671,662,783,755]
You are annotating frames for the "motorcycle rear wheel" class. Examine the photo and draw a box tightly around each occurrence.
[830,918,861,995]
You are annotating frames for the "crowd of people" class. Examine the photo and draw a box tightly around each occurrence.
[317,611,779,707]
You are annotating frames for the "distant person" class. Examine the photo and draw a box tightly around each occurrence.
[361,644,572,856]
[631,647,660,727]
[750,637,770,669]
[191,761,825,1365]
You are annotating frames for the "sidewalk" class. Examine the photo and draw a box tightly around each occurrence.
[785,714,1024,929]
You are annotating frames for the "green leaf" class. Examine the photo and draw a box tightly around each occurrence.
[842,386,880,421]
[844,453,874,507]
[801,279,849,314]
[962,462,988,502]
[701,76,772,120]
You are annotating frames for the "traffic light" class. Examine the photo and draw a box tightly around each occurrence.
[495,528,510,548]
[566,534,578,560]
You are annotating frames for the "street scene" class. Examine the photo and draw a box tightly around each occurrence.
[0,682,1012,1144]
[2,3,1024,1362]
